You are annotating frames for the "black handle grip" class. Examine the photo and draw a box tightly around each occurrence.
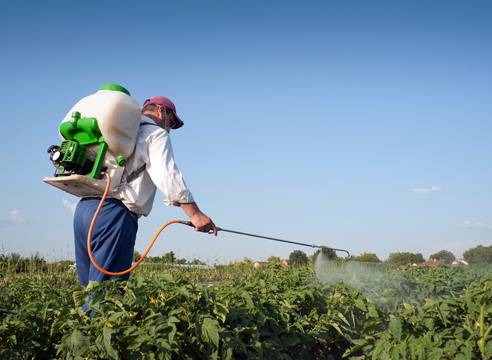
[179,220,221,233]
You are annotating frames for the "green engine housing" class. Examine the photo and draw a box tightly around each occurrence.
[59,140,86,167]
[48,111,108,179]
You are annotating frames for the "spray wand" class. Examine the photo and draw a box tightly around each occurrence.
[179,221,350,257]
[87,173,350,277]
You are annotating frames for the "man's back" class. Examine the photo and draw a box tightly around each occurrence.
[115,116,194,216]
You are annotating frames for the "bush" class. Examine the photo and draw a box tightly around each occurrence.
[386,252,424,266]
[49,260,75,272]
[267,256,282,267]
[354,252,381,263]
[0,253,47,274]
[189,258,206,266]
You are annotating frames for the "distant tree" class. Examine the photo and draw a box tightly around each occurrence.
[313,247,338,262]
[133,250,142,262]
[463,245,492,265]
[386,252,424,266]
[240,258,253,266]
[267,256,282,265]
[289,250,308,267]
[430,250,456,264]
[162,251,176,264]
[190,258,206,265]
[354,252,381,263]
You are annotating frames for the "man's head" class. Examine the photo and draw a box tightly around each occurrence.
[142,96,184,131]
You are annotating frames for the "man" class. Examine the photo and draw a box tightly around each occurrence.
[73,96,216,286]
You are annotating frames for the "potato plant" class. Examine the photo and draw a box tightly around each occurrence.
[0,265,491,359]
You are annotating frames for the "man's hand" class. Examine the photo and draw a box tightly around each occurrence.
[190,211,217,236]
[179,202,217,236]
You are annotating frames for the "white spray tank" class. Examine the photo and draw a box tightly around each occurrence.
[44,83,141,197]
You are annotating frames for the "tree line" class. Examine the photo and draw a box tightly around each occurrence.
[1,244,490,273]
[132,250,206,266]
[288,244,492,267]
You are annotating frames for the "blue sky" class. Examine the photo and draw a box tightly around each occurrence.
[0,0,491,262]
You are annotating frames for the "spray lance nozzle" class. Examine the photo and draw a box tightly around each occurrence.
[179,220,351,257]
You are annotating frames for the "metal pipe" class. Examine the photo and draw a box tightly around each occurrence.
[180,221,351,256]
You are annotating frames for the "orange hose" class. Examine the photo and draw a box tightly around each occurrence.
[87,173,186,276]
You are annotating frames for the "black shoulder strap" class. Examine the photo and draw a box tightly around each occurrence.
[125,163,147,184]
[140,122,159,128]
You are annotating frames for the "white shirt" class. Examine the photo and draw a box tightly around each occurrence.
[114,116,194,216]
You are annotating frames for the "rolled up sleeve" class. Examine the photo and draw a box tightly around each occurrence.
[146,130,194,206]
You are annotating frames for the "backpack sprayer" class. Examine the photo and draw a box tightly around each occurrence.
[44,83,350,276]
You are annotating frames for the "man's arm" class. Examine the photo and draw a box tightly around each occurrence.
[145,129,217,235]
[179,202,217,236]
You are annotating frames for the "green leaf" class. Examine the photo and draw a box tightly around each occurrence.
[368,304,379,318]
[354,297,367,311]
[329,322,344,336]
[200,317,220,349]
[60,329,90,358]
[102,327,119,360]
[389,318,402,341]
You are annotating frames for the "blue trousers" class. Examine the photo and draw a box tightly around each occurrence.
[74,197,138,287]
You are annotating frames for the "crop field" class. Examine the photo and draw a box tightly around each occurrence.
[0,262,491,359]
